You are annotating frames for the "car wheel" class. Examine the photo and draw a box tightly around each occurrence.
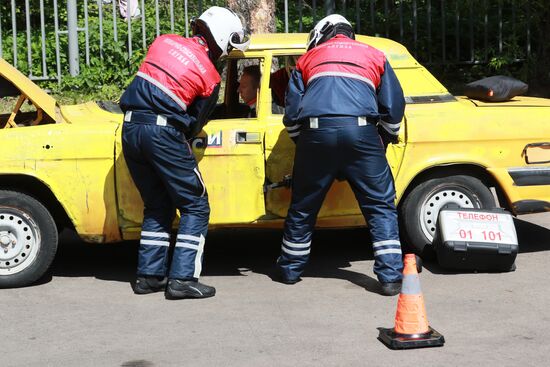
[0,190,58,288]
[400,174,495,256]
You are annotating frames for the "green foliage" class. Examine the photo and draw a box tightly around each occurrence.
[1,1,549,100]
[54,1,188,97]
[0,0,224,101]
[275,1,549,96]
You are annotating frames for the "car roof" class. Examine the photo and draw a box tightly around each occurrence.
[0,33,421,120]
[243,33,418,69]
[0,57,57,120]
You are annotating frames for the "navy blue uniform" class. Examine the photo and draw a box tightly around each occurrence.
[277,35,406,283]
[120,35,220,280]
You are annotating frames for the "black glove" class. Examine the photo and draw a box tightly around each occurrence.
[378,126,399,149]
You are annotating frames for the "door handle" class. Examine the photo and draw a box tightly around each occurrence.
[236,131,261,144]
[522,142,550,164]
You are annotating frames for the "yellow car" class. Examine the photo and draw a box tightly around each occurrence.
[1,34,549,287]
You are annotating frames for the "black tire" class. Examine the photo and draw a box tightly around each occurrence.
[415,255,423,273]
[0,190,58,288]
[400,174,495,257]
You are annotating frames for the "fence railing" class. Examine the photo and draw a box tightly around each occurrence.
[0,0,534,83]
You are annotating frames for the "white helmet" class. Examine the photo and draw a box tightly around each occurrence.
[193,6,250,59]
[306,14,353,51]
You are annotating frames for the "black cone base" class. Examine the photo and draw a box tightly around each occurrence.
[378,326,445,349]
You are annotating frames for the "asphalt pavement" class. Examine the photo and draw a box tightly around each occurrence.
[2,213,549,367]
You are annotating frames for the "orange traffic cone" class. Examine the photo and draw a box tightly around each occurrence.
[378,254,445,349]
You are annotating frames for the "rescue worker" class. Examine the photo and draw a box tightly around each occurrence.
[120,6,250,299]
[276,14,406,296]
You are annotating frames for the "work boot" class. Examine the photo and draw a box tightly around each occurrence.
[133,275,167,294]
[272,266,301,285]
[380,281,402,296]
[165,279,216,299]
[274,272,301,285]
[279,276,301,285]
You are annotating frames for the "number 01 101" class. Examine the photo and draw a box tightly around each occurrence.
[458,229,503,241]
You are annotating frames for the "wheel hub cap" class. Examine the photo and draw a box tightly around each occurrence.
[0,233,12,246]
[0,208,40,274]
[0,232,16,253]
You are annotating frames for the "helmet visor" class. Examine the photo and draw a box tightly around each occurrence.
[306,29,317,50]
[229,32,251,53]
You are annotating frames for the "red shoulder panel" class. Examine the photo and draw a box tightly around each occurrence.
[138,35,220,110]
[297,35,386,90]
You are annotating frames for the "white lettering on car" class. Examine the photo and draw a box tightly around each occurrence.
[190,131,222,150]
[207,131,222,147]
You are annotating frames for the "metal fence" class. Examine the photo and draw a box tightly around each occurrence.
[0,0,534,83]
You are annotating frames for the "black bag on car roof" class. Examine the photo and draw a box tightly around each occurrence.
[464,75,528,102]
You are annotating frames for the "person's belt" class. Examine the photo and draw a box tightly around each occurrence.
[308,116,376,128]
[124,110,185,132]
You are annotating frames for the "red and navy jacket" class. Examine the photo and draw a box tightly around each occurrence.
[120,34,220,137]
[284,35,405,141]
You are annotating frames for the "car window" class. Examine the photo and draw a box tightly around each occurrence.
[269,55,299,115]
[211,57,263,119]
[394,67,451,98]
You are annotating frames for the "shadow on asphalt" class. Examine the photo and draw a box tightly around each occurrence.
[47,228,382,293]
[205,228,383,294]
[513,218,550,253]
[48,230,137,284]
[45,216,549,288]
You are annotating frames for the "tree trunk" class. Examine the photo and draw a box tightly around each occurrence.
[227,0,276,34]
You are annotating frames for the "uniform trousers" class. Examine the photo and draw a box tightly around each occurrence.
[122,117,209,280]
[277,117,404,283]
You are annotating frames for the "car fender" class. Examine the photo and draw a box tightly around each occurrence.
[0,124,122,242]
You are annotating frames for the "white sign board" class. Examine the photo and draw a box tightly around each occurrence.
[438,210,518,245]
